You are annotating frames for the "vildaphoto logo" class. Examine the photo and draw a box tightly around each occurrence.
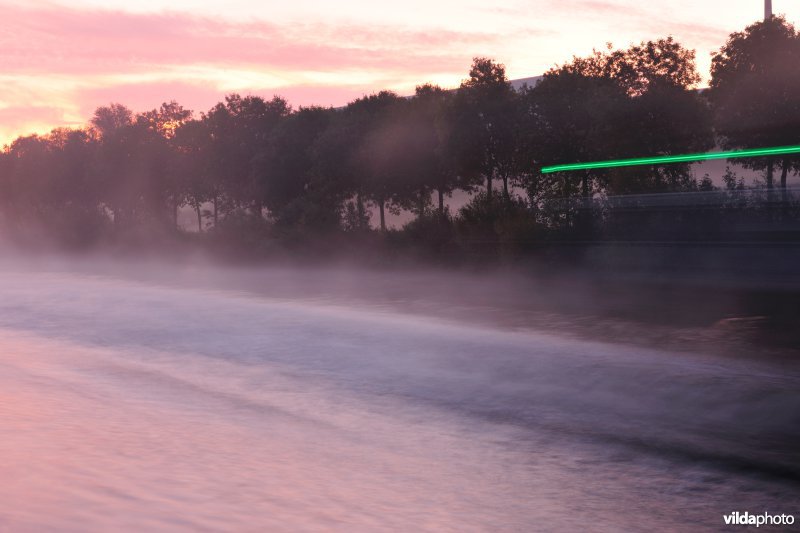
[723,511,795,527]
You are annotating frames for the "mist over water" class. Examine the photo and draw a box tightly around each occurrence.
[0,258,798,531]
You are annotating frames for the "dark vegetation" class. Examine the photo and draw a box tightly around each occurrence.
[1,17,799,269]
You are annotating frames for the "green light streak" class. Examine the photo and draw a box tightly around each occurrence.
[540,145,800,174]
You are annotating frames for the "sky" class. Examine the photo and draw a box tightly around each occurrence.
[1,0,799,145]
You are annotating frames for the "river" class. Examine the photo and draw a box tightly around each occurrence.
[0,261,798,531]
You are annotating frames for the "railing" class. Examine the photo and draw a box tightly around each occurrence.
[529,187,800,244]
[537,186,800,210]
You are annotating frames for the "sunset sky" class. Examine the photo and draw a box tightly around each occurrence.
[1,0,798,145]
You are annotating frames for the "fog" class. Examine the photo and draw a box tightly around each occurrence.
[0,254,798,530]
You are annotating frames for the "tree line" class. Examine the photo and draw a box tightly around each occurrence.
[1,16,799,254]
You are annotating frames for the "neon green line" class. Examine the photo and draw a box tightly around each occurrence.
[540,145,800,174]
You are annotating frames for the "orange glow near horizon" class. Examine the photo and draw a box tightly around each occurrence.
[1,0,799,146]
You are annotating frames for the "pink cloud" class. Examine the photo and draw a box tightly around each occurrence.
[560,0,726,47]
[75,81,224,118]
[0,5,495,76]
[0,106,73,127]
[1,3,509,142]
[0,105,80,147]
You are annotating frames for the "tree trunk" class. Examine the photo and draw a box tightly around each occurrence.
[766,159,774,189]
[502,175,509,199]
[780,159,789,188]
[486,174,493,200]
[418,190,426,218]
[356,190,365,229]
[780,158,789,205]
[437,188,445,215]
[213,195,219,227]
[582,171,591,201]
[378,198,386,232]
[765,160,776,209]
[580,171,592,235]
[196,204,203,233]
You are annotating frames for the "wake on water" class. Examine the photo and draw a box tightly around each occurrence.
[0,261,798,531]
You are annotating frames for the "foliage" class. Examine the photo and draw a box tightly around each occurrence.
[709,16,800,190]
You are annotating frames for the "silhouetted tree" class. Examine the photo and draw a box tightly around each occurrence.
[257,106,332,226]
[91,103,133,138]
[311,104,367,231]
[531,37,712,206]
[412,84,464,217]
[135,101,192,228]
[709,16,800,195]
[203,94,291,220]
[173,119,212,231]
[532,66,626,206]
[355,92,407,231]
[47,128,106,243]
[90,103,136,229]
[612,38,713,193]
[328,91,403,232]
[454,58,520,200]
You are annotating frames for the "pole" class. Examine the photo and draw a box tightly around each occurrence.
[765,0,772,20]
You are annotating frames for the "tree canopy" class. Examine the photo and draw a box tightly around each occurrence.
[0,23,797,255]
[709,16,800,190]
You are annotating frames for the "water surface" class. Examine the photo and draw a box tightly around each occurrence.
[0,264,798,531]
